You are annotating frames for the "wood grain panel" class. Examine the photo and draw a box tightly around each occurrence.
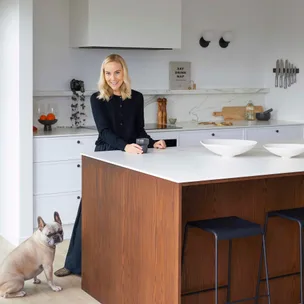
[81,156,182,304]
[182,175,304,304]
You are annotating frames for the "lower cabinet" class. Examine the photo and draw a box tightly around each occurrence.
[33,124,304,238]
[245,126,304,142]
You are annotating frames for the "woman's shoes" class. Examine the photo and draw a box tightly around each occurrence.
[54,267,72,277]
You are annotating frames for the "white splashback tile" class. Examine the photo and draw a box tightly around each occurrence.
[33,93,266,129]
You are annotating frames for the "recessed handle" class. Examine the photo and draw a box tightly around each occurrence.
[211,133,215,136]
[77,164,81,168]
[275,130,279,133]
[77,196,80,199]
[77,140,80,144]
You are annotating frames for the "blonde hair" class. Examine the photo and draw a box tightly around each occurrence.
[97,54,132,101]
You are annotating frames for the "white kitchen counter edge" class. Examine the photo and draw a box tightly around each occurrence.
[81,146,304,184]
[33,120,304,138]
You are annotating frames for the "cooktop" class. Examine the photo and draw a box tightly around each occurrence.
[144,123,183,130]
[82,124,183,131]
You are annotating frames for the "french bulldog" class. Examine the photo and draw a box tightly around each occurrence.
[0,211,64,298]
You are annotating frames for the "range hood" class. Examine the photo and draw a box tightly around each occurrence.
[69,0,181,50]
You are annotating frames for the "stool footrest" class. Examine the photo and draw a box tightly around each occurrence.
[181,284,228,297]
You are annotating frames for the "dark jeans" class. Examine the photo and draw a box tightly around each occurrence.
[64,143,115,275]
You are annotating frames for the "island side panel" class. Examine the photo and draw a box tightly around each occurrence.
[81,156,182,304]
[181,175,304,304]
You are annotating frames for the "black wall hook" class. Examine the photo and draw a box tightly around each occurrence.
[199,36,210,48]
[219,37,230,48]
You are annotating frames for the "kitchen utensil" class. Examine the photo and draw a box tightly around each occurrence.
[212,106,264,121]
[263,143,304,159]
[275,59,279,87]
[136,138,149,153]
[284,59,288,89]
[256,108,273,121]
[294,65,297,83]
[38,119,58,131]
[200,139,257,157]
[279,59,284,88]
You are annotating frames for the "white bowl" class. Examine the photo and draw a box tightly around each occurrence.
[200,139,257,157]
[263,143,304,158]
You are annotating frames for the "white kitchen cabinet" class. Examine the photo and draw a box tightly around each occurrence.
[245,126,304,142]
[33,160,82,195]
[33,135,96,162]
[33,134,95,239]
[69,0,181,49]
[33,192,81,228]
[179,129,244,147]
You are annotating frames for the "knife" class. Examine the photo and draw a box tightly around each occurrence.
[294,65,297,83]
[287,61,291,87]
[289,64,293,85]
[275,59,279,87]
[279,59,284,88]
[284,59,288,89]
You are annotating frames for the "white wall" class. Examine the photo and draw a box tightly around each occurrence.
[33,0,268,90]
[264,0,304,121]
[33,0,270,127]
[0,0,33,246]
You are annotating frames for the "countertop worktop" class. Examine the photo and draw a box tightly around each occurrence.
[33,120,304,138]
[82,146,304,184]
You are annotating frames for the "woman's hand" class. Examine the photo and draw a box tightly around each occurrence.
[124,144,143,154]
[153,140,166,149]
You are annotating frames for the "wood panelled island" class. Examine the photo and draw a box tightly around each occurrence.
[81,146,304,304]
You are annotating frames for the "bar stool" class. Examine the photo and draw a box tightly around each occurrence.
[181,216,271,304]
[256,207,304,304]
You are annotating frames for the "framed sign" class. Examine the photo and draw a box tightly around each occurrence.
[169,61,191,90]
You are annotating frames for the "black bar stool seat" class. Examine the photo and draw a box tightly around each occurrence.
[188,216,263,240]
[182,216,271,304]
[269,207,304,224]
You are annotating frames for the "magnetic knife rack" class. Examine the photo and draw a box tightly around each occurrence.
[273,68,300,73]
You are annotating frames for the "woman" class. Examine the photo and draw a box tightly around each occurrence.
[54,54,166,277]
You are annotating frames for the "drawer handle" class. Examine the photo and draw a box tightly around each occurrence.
[77,196,80,199]
[211,133,215,136]
[275,130,279,133]
[77,164,81,168]
[77,140,80,144]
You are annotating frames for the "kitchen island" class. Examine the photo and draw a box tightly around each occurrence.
[81,146,304,304]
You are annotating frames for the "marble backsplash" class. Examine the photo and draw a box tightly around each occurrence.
[33,93,267,129]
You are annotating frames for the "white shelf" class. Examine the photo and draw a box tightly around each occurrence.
[33,88,270,97]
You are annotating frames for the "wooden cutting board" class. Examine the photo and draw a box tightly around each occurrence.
[212,106,264,121]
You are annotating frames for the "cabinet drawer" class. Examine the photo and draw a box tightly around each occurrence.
[34,135,97,162]
[179,129,244,147]
[33,192,80,228]
[245,126,303,142]
[34,160,81,195]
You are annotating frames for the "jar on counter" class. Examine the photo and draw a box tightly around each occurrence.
[245,101,255,121]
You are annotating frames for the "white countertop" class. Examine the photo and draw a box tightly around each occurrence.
[33,120,304,137]
[82,146,304,184]
[33,127,98,138]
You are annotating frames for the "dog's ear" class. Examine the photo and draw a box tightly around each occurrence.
[54,211,62,226]
[37,216,46,231]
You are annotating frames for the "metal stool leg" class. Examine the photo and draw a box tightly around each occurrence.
[262,232,271,304]
[181,224,189,275]
[255,214,269,304]
[299,223,303,304]
[215,235,219,304]
[227,240,232,303]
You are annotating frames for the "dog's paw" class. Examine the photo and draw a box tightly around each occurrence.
[33,278,41,284]
[51,285,62,292]
[18,291,27,297]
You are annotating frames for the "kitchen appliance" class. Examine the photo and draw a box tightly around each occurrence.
[144,123,182,130]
